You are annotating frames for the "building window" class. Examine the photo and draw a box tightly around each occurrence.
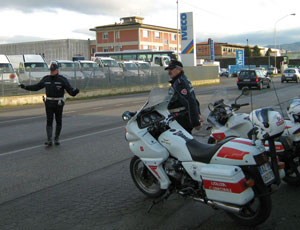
[103,32,108,40]
[91,48,96,54]
[155,31,160,39]
[115,31,120,39]
[143,45,149,50]
[172,34,176,41]
[143,30,149,38]
[103,48,109,52]
[155,46,160,51]
[164,40,168,45]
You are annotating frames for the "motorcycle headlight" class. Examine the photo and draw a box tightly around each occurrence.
[122,111,132,121]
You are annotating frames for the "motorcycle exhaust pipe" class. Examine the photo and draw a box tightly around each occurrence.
[193,197,242,214]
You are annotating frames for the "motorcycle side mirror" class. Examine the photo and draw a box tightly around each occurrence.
[122,111,133,121]
[208,103,215,112]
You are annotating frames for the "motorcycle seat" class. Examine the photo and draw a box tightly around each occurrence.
[186,138,230,163]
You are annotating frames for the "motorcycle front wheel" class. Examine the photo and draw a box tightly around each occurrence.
[130,156,166,198]
[226,172,272,227]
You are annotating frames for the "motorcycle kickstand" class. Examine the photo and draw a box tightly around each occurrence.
[147,189,172,213]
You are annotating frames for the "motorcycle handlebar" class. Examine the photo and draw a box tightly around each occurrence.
[231,103,250,109]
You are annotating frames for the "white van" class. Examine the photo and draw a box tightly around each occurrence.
[0,54,19,85]
[93,57,123,79]
[152,55,170,67]
[7,54,48,82]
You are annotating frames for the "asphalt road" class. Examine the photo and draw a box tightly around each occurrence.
[0,77,299,230]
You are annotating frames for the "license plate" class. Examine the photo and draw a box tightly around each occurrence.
[259,163,275,184]
[243,79,250,81]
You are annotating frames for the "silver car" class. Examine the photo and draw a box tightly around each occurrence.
[281,68,300,83]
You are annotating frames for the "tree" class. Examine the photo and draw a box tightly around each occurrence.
[265,48,272,57]
[252,45,261,57]
[245,46,252,57]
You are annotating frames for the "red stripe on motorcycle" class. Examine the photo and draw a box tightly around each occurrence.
[203,178,247,194]
[212,133,226,142]
[148,165,161,179]
[217,147,250,160]
[230,139,252,146]
[284,126,291,130]
[264,143,284,151]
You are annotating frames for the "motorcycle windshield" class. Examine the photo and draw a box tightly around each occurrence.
[142,87,174,111]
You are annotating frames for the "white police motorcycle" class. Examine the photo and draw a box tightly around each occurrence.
[207,90,300,185]
[122,87,284,227]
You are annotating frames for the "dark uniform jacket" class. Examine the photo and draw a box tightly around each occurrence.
[24,74,78,97]
[168,70,201,131]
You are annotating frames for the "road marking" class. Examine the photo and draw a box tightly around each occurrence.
[92,107,103,110]
[0,126,124,157]
[114,104,123,107]
[64,111,76,114]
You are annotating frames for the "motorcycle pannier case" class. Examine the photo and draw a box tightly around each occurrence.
[200,164,254,205]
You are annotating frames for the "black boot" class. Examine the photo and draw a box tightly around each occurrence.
[45,126,53,146]
[54,125,62,145]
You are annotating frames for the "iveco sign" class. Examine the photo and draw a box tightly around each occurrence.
[180,12,196,66]
[180,13,188,40]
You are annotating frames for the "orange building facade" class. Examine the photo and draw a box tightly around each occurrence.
[196,41,246,60]
[90,16,181,56]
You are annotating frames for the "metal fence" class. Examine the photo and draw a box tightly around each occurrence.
[0,66,218,97]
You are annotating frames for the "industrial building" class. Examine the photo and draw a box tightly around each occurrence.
[0,39,95,63]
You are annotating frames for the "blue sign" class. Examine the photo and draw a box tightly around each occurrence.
[236,50,244,66]
[208,39,214,61]
[180,13,188,41]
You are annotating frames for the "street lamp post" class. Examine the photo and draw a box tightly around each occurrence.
[273,13,296,71]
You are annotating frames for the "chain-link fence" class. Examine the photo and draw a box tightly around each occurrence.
[0,66,218,97]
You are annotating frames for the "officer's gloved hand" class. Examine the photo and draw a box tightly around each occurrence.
[74,88,80,95]
[19,84,25,89]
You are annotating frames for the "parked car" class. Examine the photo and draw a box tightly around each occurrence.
[0,54,19,85]
[131,60,151,76]
[237,69,271,90]
[75,60,105,79]
[281,68,300,83]
[52,60,84,80]
[94,57,123,79]
[118,61,145,78]
[219,68,228,77]
[267,67,278,75]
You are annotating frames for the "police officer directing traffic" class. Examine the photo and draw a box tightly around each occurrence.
[19,62,80,146]
[166,60,203,134]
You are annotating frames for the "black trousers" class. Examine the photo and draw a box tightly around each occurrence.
[45,100,64,127]
[176,115,193,134]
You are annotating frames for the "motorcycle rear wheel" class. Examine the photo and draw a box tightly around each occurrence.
[130,156,166,198]
[226,172,272,227]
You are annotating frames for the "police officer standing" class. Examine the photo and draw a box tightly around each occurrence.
[165,60,203,134]
[19,62,79,146]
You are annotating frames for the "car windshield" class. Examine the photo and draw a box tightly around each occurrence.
[24,63,48,71]
[284,69,296,73]
[102,60,119,67]
[81,63,98,68]
[58,63,75,69]
[0,63,14,73]
[142,87,174,111]
[140,63,150,69]
[124,63,138,70]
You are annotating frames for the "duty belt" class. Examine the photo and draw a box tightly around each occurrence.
[169,107,185,113]
[46,97,65,101]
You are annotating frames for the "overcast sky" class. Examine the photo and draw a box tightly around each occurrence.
[0,0,299,46]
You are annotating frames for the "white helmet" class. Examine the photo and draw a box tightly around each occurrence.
[249,108,285,140]
[287,98,300,123]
